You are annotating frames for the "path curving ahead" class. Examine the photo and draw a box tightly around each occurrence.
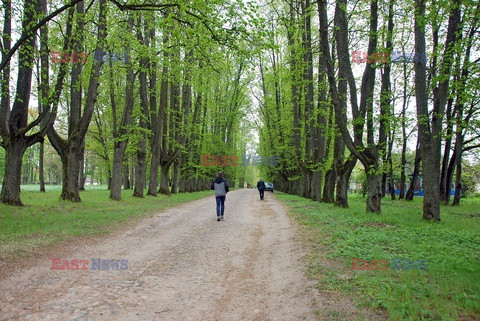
[0,189,320,321]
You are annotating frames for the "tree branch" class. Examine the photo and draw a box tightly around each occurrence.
[0,0,84,71]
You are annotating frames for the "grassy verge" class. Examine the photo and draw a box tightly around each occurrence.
[277,192,480,321]
[0,187,211,261]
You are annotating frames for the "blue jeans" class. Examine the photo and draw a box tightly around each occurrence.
[215,196,226,217]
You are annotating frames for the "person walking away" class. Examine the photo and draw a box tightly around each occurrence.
[257,178,266,200]
[211,171,229,221]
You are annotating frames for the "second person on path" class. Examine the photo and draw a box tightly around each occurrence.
[257,178,265,200]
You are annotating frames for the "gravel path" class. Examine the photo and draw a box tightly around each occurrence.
[0,189,321,321]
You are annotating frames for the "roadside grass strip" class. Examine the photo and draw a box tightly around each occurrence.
[278,192,480,321]
[0,188,211,262]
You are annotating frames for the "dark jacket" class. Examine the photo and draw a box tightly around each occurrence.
[211,177,229,196]
[257,180,265,191]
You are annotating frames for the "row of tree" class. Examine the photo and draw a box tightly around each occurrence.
[1,0,479,223]
[255,0,480,220]
[0,0,261,205]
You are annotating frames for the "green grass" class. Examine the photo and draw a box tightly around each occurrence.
[0,184,111,192]
[277,193,480,321]
[0,187,211,261]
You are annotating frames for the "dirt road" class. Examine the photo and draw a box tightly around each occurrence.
[0,189,321,321]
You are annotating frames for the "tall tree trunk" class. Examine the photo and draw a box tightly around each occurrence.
[110,141,129,200]
[37,0,48,193]
[288,0,301,167]
[133,139,146,197]
[133,18,150,198]
[59,139,83,201]
[90,163,94,185]
[123,163,130,189]
[381,169,387,198]
[322,168,336,203]
[79,144,86,191]
[171,159,179,194]
[147,27,165,197]
[320,0,380,212]
[452,146,462,206]
[1,0,56,205]
[1,140,27,205]
[311,51,329,201]
[303,0,317,200]
[48,0,107,202]
[366,171,382,213]
[39,142,46,192]
[414,0,459,220]
[450,14,477,205]
[321,104,335,203]
[399,60,410,199]
[109,17,135,200]
[388,141,395,200]
[382,68,396,202]
[159,165,170,195]
[148,142,160,196]
[336,157,356,208]
[92,108,112,189]
[440,98,455,203]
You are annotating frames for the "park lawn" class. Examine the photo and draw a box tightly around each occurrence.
[278,192,480,321]
[0,187,211,262]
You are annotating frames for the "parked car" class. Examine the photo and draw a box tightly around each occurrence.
[264,182,274,192]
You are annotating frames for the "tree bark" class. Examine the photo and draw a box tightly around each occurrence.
[59,138,83,202]
[322,168,336,203]
[39,142,46,192]
[1,0,54,205]
[171,159,179,194]
[288,0,301,165]
[1,140,27,205]
[133,140,147,197]
[110,141,129,200]
[414,0,460,220]
[440,98,455,203]
[123,163,130,189]
[147,27,166,197]
[37,0,48,192]
[48,0,107,202]
[159,165,170,195]
[388,144,396,200]
[321,104,335,203]
[133,18,150,198]
[92,108,112,189]
[379,0,394,200]
[336,158,356,208]
[452,146,462,206]
[366,171,382,213]
[79,144,86,191]
[449,14,477,205]
[319,0,380,212]
[399,98,408,199]
[108,18,135,200]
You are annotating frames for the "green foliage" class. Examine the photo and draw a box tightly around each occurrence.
[279,192,480,320]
